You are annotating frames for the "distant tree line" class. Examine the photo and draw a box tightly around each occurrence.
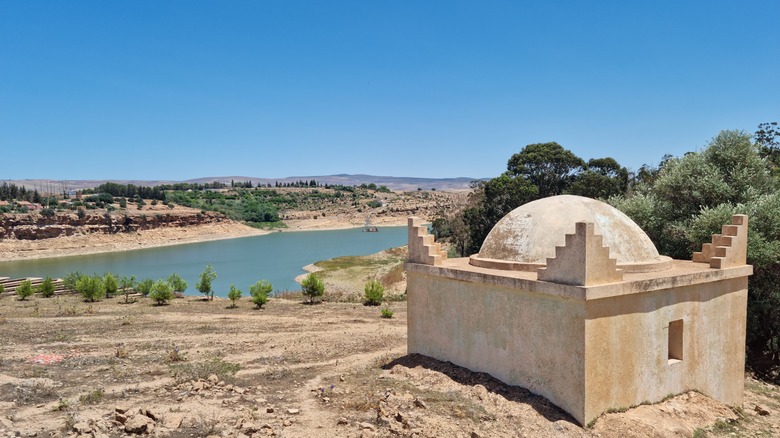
[0,182,41,203]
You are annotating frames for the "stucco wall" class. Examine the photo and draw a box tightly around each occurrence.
[407,271,587,422]
[583,277,748,422]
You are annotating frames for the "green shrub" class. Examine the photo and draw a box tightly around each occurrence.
[196,264,217,300]
[119,275,136,303]
[167,273,188,293]
[0,284,4,295]
[380,308,394,318]
[136,278,154,296]
[63,271,84,291]
[76,275,105,302]
[103,273,118,298]
[170,357,240,384]
[301,273,324,304]
[249,280,272,309]
[363,279,384,306]
[149,280,174,305]
[227,284,242,308]
[38,276,56,298]
[16,280,34,301]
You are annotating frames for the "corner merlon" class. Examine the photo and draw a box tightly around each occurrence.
[692,214,748,269]
[537,222,623,286]
[408,217,447,266]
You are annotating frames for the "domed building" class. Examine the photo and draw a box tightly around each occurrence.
[405,195,751,425]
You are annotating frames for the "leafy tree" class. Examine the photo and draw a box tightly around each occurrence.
[16,280,34,301]
[76,275,106,302]
[227,284,242,308]
[249,280,272,309]
[136,278,154,296]
[567,157,629,199]
[506,142,585,198]
[363,279,384,306]
[610,130,780,378]
[167,273,188,293]
[63,271,84,291]
[38,276,56,298]
[196,264,217,300]
[149,279,174,305]
[301,273,324,304]
[461,174,538,254]
[119,275,136,304]
[103,273,118,298]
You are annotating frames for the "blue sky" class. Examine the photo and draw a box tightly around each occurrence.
[1,1,778,181]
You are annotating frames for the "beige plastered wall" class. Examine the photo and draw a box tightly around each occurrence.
[584,277,748,422]
[407,261,750,425]
[407,271,587,423]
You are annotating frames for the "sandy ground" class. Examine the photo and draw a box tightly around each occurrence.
[0,294,778,438]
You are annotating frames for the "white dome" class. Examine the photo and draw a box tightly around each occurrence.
[470,195,670,273]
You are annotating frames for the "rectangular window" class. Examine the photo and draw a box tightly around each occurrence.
[668,319,684,364]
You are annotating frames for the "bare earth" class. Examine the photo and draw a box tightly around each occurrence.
[1,294,779,438]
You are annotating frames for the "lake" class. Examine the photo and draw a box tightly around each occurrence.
[0,226,408,297]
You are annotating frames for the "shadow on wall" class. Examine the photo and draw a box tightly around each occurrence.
[381,353,578,425]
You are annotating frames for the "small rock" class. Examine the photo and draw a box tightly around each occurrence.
[337,417,349,425]
[125,414,153,434]
[755,404,770,416]
[471,432,481,438]
[413,398,428,409]
[144,408,160,422]
[283,419,292,427]
[113,412,128,424]
[72,422,92,434]
[266,407,275,413]
[286,408,300,415]
[208,374,219,384]
[359,422,377,431]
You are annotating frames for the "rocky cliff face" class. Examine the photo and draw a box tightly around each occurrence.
[0,211,227,240]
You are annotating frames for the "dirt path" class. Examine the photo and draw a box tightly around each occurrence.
[1,294,778,437]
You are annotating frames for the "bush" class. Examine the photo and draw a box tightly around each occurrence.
[363,279,384,306]
[301,273,324,304]
[380,308,394,318]
[196,265,217,300]
[227,285,242,308]
[149,280,174,305]
[249,280,271,309]
[136,278,154,296]
[76,275,105,302]
[38,276,56,298]
[63,271,84,291]
[167,273,188,293]
[119,275,136,303]
[41,207,55,217]
[103,273,118,298]
[16,280,34,301]
[0,284,4,295]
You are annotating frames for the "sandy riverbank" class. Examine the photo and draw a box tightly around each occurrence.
[0,215,415,263]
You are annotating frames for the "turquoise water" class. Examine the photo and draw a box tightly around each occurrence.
[0,226,407,297]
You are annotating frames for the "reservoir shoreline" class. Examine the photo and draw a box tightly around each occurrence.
[0,216,410,263]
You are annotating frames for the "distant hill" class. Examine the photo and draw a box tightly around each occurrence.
[2,174,481,193]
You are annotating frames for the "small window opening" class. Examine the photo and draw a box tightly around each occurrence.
[668,319,684,364]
